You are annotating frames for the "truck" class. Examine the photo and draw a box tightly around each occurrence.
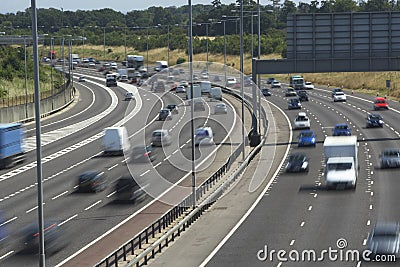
[290,75,305,90]
[106,74,118,87]
[126,55,144,70]
[186,84,202,100]
[0,123,25,169]
[323,136,358,190]
[200,81,212,95]
[155,61,168,72]
[102,127,130,155]
[209,87,222,101]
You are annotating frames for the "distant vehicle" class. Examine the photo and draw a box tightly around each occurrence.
[290,75,305,90]
[297,90,309,101]
[0,123,25,169]
[77,171,107,193]
[131,145,155,163]
[333,91,347,102]
[209,87,222,101]
[155,60,168,71]
[213,75,221,82]
[324,136,358,189]
[193,98,206,111]
[195,127,214,146]
[380,148,400,169]
[374,97,389,110]
[331,88,343,97]
[294,112,310,129]
[166,75,175,84]
[180,81,189,87]
[78,76,86,82]
[126,55,144,70]
[176,85,186,93]
[105,74,117,87]
[114,176,147,203]
[261,88,271,96]
[333,124,351,136]
[152,129,172,146]
[285,153,309,173]
[288,98,302,110]
[124,92,134,101]
[214,102,228,114]
[154,81,166,93]
[158,109,172,121]
[110,62,118,69]
[304,82,314,90]
[200,81,212,94]
[226,77,237,86]
[244,76,253,86]
[271,80,281,88]
[366,114,383,128]
[88,62,96,68]
[200,71,209,80]
[102,127,130,155]
[166,104,178,114]
[297,130,316,147]
[285,88,297,97]
[266,77,275,84]
[119,74,128,82]
[367,222,400,258]
[186,84,201,100]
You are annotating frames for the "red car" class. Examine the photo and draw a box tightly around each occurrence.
[374,97,389,110]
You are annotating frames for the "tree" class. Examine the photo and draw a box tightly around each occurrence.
[334,0,359,12]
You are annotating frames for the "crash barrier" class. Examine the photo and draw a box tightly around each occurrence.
[95,87,268,267]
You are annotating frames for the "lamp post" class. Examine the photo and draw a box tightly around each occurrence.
[240,0,245,160]
[223,19,226,85]
[257,0,261,134]
[146,27,149,72]
[103,27,106,62]
[24,36,28,118]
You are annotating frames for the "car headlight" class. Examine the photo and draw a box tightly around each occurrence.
[379,120,383,123]
[301,162,308,169]
[311,138,315,142]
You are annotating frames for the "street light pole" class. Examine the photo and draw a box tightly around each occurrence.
[240,0,245,160]
[206,23,209,72]
[223,20,227,85]
[167,24,170,67]
[146,27,149,73]
[103,27,106,62]
[257,0,262,134]
[24,37,28,118]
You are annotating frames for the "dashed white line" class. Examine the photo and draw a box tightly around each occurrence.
[0,216,17,226]
[154,162,162,168]
[300,221,305,227]
[84,200,102,211]
[367,220,371,226]
[363,239,367,246]
[290,239,295,246]
[172,149,179,155]
[140,170,150,177]
[0,251,14,260]
[107,191,116,198]
[52,191,69,200]
[180,144,186,149]
[369,204,373,210]
[164,155,171,161]
[107,164,118,170]
[59,214,78,226]
[308,205,312,211]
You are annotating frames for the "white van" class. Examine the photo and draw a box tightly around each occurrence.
[209,87,222,101]
[195,127,214,146]
[200,81,212,94]
[102,127,131,155]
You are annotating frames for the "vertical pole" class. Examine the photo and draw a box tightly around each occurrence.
[103,27,106,62]
[146,28,149,73]
[24,37,28,118]
[31,1,45,266]
[206,23,209,72]
[223,20,226,86]
[167,24,170,67]
[50,37,54,109]
[257,0,262,134]
[189,0,196,208]
[240,0,245,160]
[124,26,127,63]
[251,13,254,59]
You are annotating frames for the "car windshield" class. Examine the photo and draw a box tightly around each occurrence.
[335,92,344,95]
[376,100,386,104]
[196,129,209,136]
[335,125,349,130]
[306,82,312,85]
[288,154,305,161]
[327,163,352,170]
[153,131,164,137]
[383,150,400,157]
[296,116,308,121]
[160,110,169,114]
[290,99,299,104]
[299,132,313,138]
[369,115,381,120]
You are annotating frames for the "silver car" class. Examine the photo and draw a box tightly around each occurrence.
[367,222,400,258]
[380,149,400,169]
[214,103,227,114]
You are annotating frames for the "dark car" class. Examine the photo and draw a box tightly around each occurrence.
[367,222,400,258]
[366,114,383,128]
[20,221,68,254]
[77,171,107,193]
[285,153,309,173]
[288,98,302,110]
[114,176,147,203]
[267,77,275,84]
[285,88,297,97]
[261,88,271,96]
[158,109,172,121]
[166,104,178,114]
[380,148,400,169]
[333,123,351,136]
[194,99,206,111]
[297,90,309,101]
[131,145,155,163]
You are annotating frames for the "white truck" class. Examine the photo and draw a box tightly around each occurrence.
[102,127,130,155]
[323,136,358,189]
[209,87,222,101]
[155,61,168,71]
[200,81,211,95]
[186,84,202,100]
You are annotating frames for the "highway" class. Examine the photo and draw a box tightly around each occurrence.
[202,85,400,267]
[0,67,245,266]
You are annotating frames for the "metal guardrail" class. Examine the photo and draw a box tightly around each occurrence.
[95,87,266,267]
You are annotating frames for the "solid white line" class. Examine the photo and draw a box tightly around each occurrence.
[52,191,69,200]
[59,214,78,226]
[0,216,17,227]
[107,164,118,170]
[199,99,293,267]
[84,200,102,211]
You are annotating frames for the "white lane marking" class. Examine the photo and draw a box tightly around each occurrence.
[154,162,162,168]
[363,239,367,246]
[140,170,150,177]
[59,214,78,226]
[367,220,371,226]
[0,216,17,226]
[172,149,179,155]
[180,144,186,149]
[0,251,14,260]
[121,157,130,163]
[277,262,283,267]
[369,204,373,210]
[52,191,69,200]
[26,203,45,214]
[308,205,312,211]
[300,221,305,227]
[84,200,102,211]
[290,239,295,246]
[107,164,118,170]
[164,155,171,161]
[107,191,116,198]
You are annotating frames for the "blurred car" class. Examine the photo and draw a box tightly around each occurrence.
[271,80,281,88]
[288,98,302,110]
[88,62,96,68]
[20,221,68,254]
[110,62,118,69]
[374,97,389,110]
[297,130,316,147]
[333,124,351,136]
[166,104,178,114]
[180,81,189,87]
[367,222,400,258]
[261,88,271,96]
[294,112,310,129]
[366,114,383,128]
[194,99,206,111]
[380,148,400,169]
[78,76,86,82]
[195,127,214,146]
[266,77,275,84]
[131,145,155,163]
[304,82,314,90]
[114,176,147,203]
[297,90,309,101]
[124,92,134,101]
[285,88,297,97]
[176,85,186,93]
[333,91,347,102]
[285,153,309,173]
[244,76,253,86]
[77,171,107,193]
[226,77,237,86]
[158,109,172,121]
[200,72,209,79]
[214,102,227,114]
[152,129,172,146]
[213,75,221,82]
[331,88,343,97]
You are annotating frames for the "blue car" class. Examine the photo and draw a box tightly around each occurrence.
[297,130,316,147]
[288,98,302,110]
[366,114,383,128]
[333,124,351,136]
